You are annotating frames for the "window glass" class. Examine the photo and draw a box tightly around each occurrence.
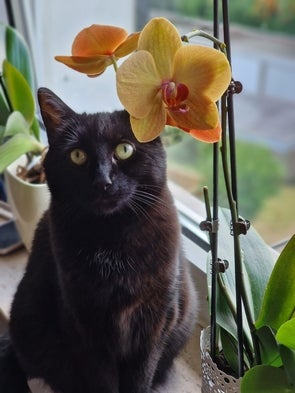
[151,1,295,246]
[5,0,294,246]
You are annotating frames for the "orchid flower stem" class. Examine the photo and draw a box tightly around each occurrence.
[203,186,217,359]
[217,275,254,366]
[220,94,244,376]
[204,182,254,366]
[182,30,227,56]
[220,93,261,372]
[111,56,118,72]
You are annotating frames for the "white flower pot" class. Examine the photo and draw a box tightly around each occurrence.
[4,156,50,252]
[201,327,241,393]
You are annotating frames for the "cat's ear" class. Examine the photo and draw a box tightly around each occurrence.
[38,87,75,143]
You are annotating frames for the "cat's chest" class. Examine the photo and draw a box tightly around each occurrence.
[116,300,143,356]
[85,247,131,277]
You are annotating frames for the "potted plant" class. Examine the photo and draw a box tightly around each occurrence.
[0,22,49,251]
[54,13,295,391]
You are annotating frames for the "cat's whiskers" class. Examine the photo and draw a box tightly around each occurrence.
[127,187,167,226]
[127,198,154,226]
[133,190,166,207]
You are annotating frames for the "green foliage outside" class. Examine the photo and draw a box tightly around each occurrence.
[167,134,285,219]
[151,0,295,35]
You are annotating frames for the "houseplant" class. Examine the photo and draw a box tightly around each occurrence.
[0,22,49,250]
[55,14,295,392]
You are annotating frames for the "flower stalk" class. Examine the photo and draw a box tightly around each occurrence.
[182,29,227,56]
[220,85,262,374]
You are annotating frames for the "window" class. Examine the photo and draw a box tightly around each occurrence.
[2,0,294,248]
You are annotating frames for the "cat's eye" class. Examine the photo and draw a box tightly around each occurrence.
[114,142,135,160]
[70,149,88,165]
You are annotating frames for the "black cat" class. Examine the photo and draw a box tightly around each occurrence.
[0,88,196,393]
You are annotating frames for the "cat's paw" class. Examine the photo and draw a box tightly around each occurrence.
[28,378,55,393]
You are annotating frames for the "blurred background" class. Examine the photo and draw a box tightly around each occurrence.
[1,0,294,247]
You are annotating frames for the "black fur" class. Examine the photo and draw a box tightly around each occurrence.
[0,88,196,393]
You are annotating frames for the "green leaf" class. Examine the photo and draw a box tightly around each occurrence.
[2,60,35,125]
[238,216,277,320]
[4,23,35,90]
[0,133,43,173]
[210,208,276,345]
[0,125,4,142]
[241,365,295,393]
[4,111,30,138]
[256,235,295,331]
[30,115,41,141]
[279,345,295,386]
[0,84,10,125]
[220,327,239,375]
[255,326,282,367]
[277,319,295,350]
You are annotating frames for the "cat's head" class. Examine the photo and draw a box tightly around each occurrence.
[38,88,166,217]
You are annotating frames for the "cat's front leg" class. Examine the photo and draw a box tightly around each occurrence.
[119,348,162,393]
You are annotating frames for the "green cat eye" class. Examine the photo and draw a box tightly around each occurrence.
[115,142,135,160]
[70,148,88,165]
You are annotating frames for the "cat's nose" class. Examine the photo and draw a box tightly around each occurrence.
[94,164,113,192]
[103,179,112,192]
[94,175,112,192]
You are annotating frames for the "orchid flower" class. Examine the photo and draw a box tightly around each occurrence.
[55,24,139,77]
[116,17,232,142]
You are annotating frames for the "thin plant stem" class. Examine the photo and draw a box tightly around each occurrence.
[111,56,118,72]
[217,275,254,366]
[182,30,227,56]
[203,186,218,360]
[210,0,220,360]
[220,91,262,374]
[220,94,244,377]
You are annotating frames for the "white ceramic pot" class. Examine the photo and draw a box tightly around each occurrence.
[201,327,241,393]
[4,156,50,252]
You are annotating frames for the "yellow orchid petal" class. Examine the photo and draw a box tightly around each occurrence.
[169,99,220,130]
[116,50,161,119]
[188,124,221,143]
[72,24,128,56]
[115,32,140,58]
[130,96,166,142]
[173,45,231,102]
[55,55,112,76]
[138,17,182,79]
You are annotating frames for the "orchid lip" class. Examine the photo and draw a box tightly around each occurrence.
[168,104,190,114]
[162,80,189,110]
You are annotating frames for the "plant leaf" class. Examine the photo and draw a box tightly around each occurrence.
[220,327,239,375]
[0,85,10,125]
[5,24,35,90]
[2,60,35,125]
[256,235,295,331]
[0,133,43,173]
[211,208,276,346]
[30,115,41,141]
[277,319,295,350]
[255,326,282,367]
[279,345,295,386]
[4,111,30,138]
[241,365,295,392]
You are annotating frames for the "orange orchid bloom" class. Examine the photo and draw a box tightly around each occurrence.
[116,17,231,142]
[55,24,140,77]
